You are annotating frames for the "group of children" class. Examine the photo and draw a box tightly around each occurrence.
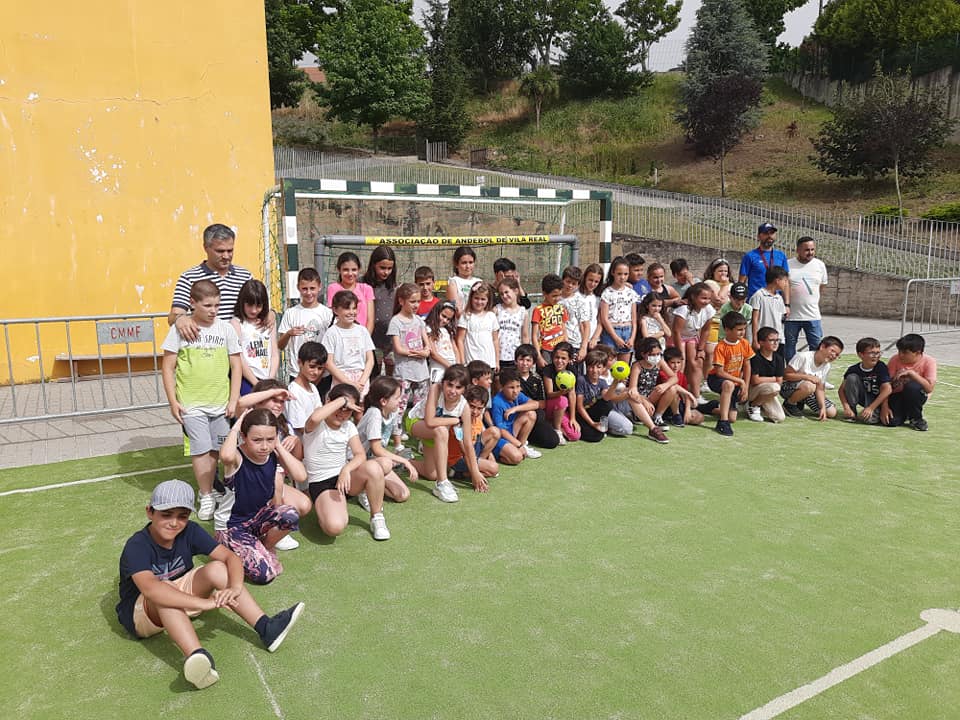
[127,244,937,689]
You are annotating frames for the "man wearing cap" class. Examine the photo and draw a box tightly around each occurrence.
[168,223,255,342]
[784,236,828,362]
[739,222,791,308]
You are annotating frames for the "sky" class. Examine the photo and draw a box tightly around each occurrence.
[303,1,823,71]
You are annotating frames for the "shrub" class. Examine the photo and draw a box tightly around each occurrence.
[921,202,960,223]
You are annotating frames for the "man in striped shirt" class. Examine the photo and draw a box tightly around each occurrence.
[168,224,253,342]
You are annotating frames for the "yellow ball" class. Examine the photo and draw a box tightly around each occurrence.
[611,360,630,381]
[555,370,576,391]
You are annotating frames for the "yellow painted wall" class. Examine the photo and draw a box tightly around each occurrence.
[0,3,275,382]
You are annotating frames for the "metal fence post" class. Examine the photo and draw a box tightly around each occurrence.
[855,215,862,270]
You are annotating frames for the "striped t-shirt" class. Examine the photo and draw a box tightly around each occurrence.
[171,262,252,320]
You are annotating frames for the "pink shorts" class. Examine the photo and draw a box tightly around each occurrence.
[132,566,203,638]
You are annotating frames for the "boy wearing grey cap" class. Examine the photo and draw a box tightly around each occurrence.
[116,479,304,690]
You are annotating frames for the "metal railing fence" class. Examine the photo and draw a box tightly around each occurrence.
[273,146,960,280]
[0,313,168,424]
[900,278,960,338]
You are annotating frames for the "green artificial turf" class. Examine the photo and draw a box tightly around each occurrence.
[1,362,958,719]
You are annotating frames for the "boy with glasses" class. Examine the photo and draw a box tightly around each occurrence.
[839,337,892,424]
[747,326,786,423]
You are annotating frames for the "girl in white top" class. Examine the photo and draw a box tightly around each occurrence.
[322,290,376,400]
[456,281,500,371]
[303,383,390,541]
[638,293,670,351]
[446,245,482,313]
[356,376,419,506]
[599,257,639,363]
[494,277,529,368]
[578,262,605,352]
[231,280,278,396]
[671,282,717,401]
[426,300,461,382]
[405,364,486,501]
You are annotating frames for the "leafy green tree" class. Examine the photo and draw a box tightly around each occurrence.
[519,65,560,130]
[314,0,430,151]
[741,0,807,45]
[559,5,642,98]
[521,0,601,68]
[615,0,683,73]
[811,68,956,217]
[676,0,768,196]
[447,0,531,92]
[419,0,472,150]
[265,0,328,108]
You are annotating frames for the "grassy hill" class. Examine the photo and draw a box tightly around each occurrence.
[460,75,960,216]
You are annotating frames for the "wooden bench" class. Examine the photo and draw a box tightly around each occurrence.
[56,353,161,382]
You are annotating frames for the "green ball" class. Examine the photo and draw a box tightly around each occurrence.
[555,370,576,391]
[611,360,631,381]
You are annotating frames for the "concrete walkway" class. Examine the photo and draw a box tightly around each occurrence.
[1,315,956,471]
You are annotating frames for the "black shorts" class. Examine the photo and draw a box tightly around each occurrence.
[308,476,339,501]
[707,373,742,402]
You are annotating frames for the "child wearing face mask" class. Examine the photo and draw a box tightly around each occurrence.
[628,337,681,432]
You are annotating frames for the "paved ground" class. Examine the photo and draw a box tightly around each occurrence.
[2,315,957,470]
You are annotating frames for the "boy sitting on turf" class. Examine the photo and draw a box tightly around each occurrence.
[514,343,563,449]
[881,333,937,431]
[748,327,786,423]
[161,279,242,520]
[781,335,843,420]
[707,313,754,436]
[491,367,543,461]
[839,337,892,424]
[660,347,705,426]
[448,385,502,479]
[116,479,304,690]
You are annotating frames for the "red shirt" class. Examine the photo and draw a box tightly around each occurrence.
[417,296,439,318]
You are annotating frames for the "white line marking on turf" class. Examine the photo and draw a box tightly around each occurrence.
[0,464,190,497]
[248,649,285,719]
[937,380,960,389]
[740,609,960,720]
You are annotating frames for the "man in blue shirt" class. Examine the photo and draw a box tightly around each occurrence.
[739,222,791,311]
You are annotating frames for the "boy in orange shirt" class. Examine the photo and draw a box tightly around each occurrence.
[707,313,754,436]
[532,274,569,368]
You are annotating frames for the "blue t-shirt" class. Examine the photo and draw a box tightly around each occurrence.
[491,390,531,431]
[116,521,218,636]
[843,361,891,397]
[575,374,608,408]
[224,449,277,528]
[739,248,788,299]
[632,279,652,299]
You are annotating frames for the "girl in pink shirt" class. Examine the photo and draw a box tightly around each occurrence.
[326,252,375,335]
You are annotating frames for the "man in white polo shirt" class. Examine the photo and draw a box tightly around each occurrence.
[784,236,828,363]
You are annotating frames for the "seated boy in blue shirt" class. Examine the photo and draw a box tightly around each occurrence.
[116,479,304,690]
[839,337,892,424]
[491,367,543,462]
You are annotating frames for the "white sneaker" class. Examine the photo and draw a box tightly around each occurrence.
[700,381,711,394]
[597,417,609,433]
[275,534,299,551]
[432,479,459,503]
[370,512,391,541]
[400,432,409,441]
[696,396,708,406]
[357,491,371,512]
[555,429,567,446]
[824,381,835,390]
[523,443,542,459]
[747,405,763,422]
[198,492,217,521]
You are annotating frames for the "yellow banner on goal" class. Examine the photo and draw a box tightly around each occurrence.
[364,235,553,246]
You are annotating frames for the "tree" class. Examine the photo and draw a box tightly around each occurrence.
[519,65,560,130]
[741,0,807,46]
[814,0,960,53]
[448,0,531,92]
[559,5,643,99]
[811,68,956,217]
[521,0,601,68]
[265,0,328,108]
[615,0,683,73]
[314,0,430,151]
[676,0,768,195]
[419,0,472,150]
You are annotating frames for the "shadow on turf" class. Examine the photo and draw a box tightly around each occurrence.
[98,584,264,693]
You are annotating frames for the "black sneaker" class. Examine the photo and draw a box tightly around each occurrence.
[912,418,929,431]
[783,402,804,418]
[715,420,734,436]
[670,413,685,428]
[260,602,305,652]
[183,648,220,689]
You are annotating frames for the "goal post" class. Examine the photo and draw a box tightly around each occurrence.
[280,178,613,303]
